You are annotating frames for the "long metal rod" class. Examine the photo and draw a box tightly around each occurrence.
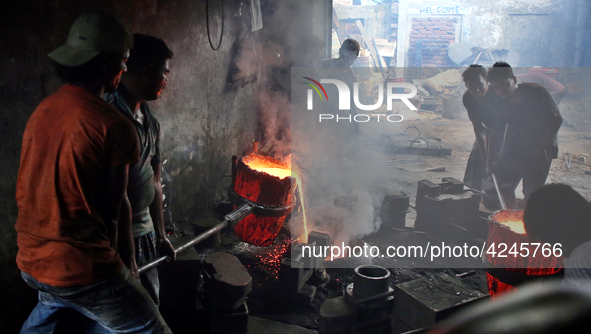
[138,202,255,274]
[570,159,591,167]
[376,158,421,165]
[138,220,229,274]
[491,173,507,210]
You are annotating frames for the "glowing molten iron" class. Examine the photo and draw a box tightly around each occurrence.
[243,154,292,179]
[234,154,308,246]
[493,210,526,235]
[486,210,563,299]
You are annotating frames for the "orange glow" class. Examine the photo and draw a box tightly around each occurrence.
[487,209,564,298]
[492,210,526,234]
[243,154,292,179]
[243,153,309,242]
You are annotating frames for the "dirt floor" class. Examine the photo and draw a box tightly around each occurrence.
[360,91,591,203]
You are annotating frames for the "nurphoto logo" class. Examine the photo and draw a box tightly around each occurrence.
[303,77,418,123]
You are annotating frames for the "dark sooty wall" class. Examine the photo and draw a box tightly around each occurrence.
[0,0,329,331]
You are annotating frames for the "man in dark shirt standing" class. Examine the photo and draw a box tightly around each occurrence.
[488,62,563,208]
[318,39,362,138]
[321,38,360,68]
[104,34,175,306]
[462,65,506,191]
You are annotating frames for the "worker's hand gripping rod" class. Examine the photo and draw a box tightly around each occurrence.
[138,203,254,274]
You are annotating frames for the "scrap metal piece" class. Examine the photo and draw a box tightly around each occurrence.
[380,191,410,229]
[564,153,572,172]
[415,178,486,242]
[204,252,253,311]
[392,273,487,330]
[382,134,451,156]
[420,166,446,172]
[376,158,422,166]
[571,159,591,167]
[279,257,313,293]
[293,231,330,269]
[411,138,429,148]
[441,177,465,194]
[308,231,330,247]
[404,126,421,137]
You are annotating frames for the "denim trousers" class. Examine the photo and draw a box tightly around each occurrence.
[136,231,160,306]
[20,266,172,333]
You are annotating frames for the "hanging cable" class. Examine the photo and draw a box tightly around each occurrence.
[206,0,224,50]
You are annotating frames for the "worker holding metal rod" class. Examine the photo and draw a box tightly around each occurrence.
[487,62,563,209]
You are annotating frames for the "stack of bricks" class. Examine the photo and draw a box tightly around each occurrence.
[408,17,457,67]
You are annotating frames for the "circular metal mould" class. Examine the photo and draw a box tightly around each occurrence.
[353,265,391,300]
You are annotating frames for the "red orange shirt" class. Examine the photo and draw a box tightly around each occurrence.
[15,85,140,286]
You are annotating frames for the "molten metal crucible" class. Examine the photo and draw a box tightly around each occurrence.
[138,153,301,273]
[485,210,564,299]
[231,153,297,247]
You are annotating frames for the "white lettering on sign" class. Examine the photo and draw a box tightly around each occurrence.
[419,6,462,14]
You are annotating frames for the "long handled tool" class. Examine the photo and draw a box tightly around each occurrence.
[138,203,255,274]
[139,186,295,274]
[491,173,507,210]
[139,155,297,274]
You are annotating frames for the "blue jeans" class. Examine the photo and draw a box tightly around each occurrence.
[136,231,160,306]
[20,267,172,334]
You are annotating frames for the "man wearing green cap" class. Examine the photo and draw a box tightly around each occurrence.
[15,12,172,333]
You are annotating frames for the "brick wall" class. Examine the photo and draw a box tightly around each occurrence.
[408,17,457,67]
